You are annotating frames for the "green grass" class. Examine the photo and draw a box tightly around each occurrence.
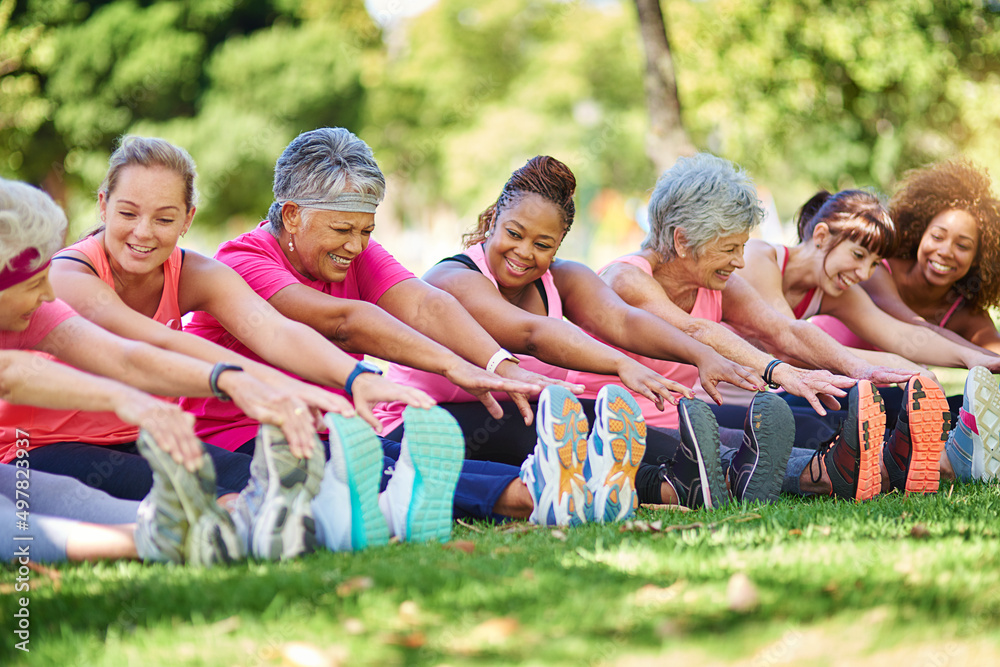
[4,481,1000,666]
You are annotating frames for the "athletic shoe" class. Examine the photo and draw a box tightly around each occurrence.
[810,380,885,501]
[585,385,646,522]
[728,392,795,503]
[230,425,324,560]
[382,406,464,542]
[945,366,1000,481]
[662,398,729,509]
[312,413,389,551]
[134,429,243,566]
[520,386,593,526]
[883,376,950,494]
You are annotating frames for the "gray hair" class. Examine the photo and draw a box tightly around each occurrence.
[0,179,67,274]
[642,153,763,260]
[267,127,386,231]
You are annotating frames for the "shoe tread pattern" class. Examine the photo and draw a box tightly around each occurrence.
[904,376,949,495]
[402,407,466,542]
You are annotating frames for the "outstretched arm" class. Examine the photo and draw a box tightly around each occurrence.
[554,260,761,405]
[267,278,550,422]
[601,261,853,414]
[425,261,692,411]
[862,264,1000,355]
[826,285,1000,372]
[49,256,356,455]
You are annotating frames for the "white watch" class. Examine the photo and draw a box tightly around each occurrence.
[486,348,519,374]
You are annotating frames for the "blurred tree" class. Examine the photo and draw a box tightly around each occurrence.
[364,0,650,237]
[664,0,1000,207]
[632,0,695,174]
[1,0,380,230]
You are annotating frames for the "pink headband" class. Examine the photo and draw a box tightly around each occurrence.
[0,248,50,291]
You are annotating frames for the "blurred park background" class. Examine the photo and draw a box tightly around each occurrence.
[2,0,999,275]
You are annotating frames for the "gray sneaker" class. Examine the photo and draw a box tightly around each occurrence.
[134,430,243,566]
[231,425,325,560]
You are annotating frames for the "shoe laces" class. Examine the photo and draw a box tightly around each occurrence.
[808,422,844,485]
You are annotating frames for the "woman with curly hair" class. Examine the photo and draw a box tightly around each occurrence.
[813,160,1000,482]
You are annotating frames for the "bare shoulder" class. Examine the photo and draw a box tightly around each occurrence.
[744,239,778,264]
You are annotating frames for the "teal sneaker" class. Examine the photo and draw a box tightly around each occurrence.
[521,386,593,526]
[312,413,389,551]
[585,385,646,522]
[383,406,464,542]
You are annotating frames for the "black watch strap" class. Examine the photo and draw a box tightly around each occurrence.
[209,363,244,401]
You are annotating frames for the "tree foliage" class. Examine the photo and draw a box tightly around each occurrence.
[1,0,999,237]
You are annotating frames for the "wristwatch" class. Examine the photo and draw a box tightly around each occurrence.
[209,363,244,401]
[345,360,383,397]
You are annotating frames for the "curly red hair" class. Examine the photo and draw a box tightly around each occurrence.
[889,159,1000,311]
[464,156,576,248]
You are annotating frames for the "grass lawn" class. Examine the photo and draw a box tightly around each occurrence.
[3,478,1000,667]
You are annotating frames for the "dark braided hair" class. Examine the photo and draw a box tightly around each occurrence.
[464,156,576,248]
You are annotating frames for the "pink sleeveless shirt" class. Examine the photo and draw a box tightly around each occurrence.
[373,244,569,434]
[0,237,184,459]
[563,254,723,429]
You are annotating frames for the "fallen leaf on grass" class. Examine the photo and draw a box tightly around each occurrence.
[383,631,426,649]
[788,529,803,536]
[398,600,420,624]
[448,617,520,655]
[521,568,536,581]
[642,503,691,512]
[335,576,374,597]
[633,581,686,606]
[910,524,931,539]
[816,525,832,536]
[280,641,345,667]
[727,572,760,613]
[469,617,519,643]
[551,529,567,541]
[501,522,539,534]
[444,540,476,554]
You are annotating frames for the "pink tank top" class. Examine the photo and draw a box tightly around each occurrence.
[0,237,186,459]
[373,244,568,434]
[563,254,723,429]
[775,245,823,319]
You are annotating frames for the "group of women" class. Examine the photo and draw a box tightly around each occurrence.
[3,126,999,565]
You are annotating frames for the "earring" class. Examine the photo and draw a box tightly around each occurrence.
[485,229,492,238]
[288,235,295,252]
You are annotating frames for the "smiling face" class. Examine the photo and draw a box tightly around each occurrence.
[819,239,882,296]
[284,204,375,283]
[916,209,979,288]
[0,267,55,332]
[681,231,749,290]
[483,192,566,292]
[99,165,194,278]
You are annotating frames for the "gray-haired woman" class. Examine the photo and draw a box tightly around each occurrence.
[585,153,915,501]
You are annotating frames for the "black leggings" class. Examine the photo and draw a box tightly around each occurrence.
[385,400,682,505]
